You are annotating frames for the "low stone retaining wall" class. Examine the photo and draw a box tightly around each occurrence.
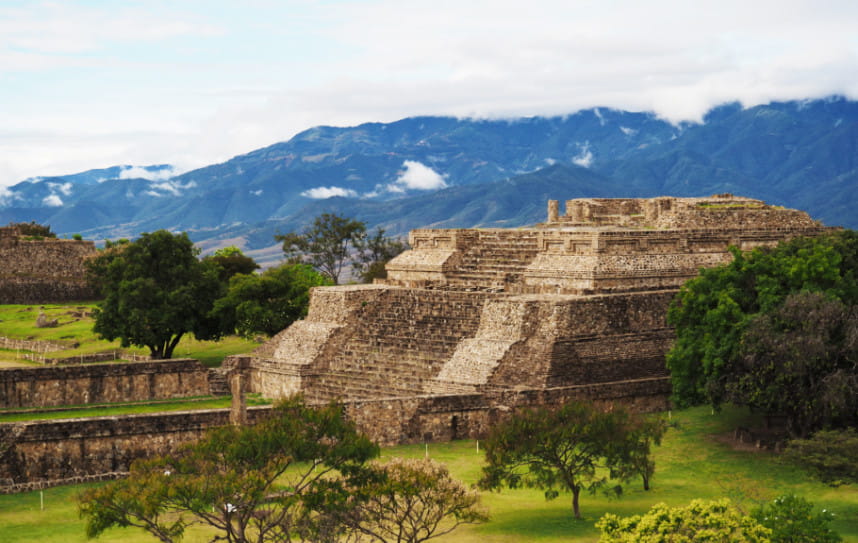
[0,377,670,493]
[0,359,211,409]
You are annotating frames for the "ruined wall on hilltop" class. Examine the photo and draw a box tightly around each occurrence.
[0,227,98,303]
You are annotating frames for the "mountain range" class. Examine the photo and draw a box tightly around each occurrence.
[2,96,856,265]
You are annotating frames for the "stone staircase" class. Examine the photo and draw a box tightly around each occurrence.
[443,232,542,289]
[303,289,486,402]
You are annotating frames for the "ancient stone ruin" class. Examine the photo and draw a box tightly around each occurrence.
[0,226,97,303]
[233,194,826,409]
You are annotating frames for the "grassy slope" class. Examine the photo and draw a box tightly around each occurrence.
[1,406,856,542]
[0,304,257,367]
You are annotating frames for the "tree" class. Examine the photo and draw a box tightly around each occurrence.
[666,231,858,411]
[86,230,225,359]
[752,495,842,543]
[478,401,661,519]
[783,428,858,487]
[205,246,260,282]
[734,292,858,436]
[596,498,772,542]
[276,214,366,284]
[78,397,380,543]
[340,458,488,543]
[211,263,332,338]
[352,228,407,283]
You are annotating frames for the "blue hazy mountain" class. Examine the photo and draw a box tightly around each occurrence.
[1,98,855,256]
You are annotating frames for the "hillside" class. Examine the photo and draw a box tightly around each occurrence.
[2,97,856,260]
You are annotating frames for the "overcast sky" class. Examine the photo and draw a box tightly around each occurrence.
[2,0,857,187]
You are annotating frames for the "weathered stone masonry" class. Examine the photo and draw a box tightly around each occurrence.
[241,195,826,406]
[0,195,830,492]
[0,226,97,303]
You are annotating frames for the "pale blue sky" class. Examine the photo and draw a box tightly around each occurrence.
[2,0,857,187]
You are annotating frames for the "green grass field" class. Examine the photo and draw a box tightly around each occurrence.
[0,304,257,367]
[1,406,856,542]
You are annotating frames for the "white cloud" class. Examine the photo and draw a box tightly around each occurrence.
[48,181,73,195]
[119,166,177,181]
[301,186,358,199]
[389,160,447,192]
[572,143,593,168]
[147,179,197,196]
[250,189,263,196]
[0,186,19,206]
[620,126,637,136]
[42,194,63,207]
[544,158,557,166]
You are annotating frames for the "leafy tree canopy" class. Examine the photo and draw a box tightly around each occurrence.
[751,495,842,543]
[276,213,366,284]
[78,397,380,543]
[211,263,332,338]
[478,400,667,519]
[86,230,225,359]
[783,428,858,487]
[204,245,260,282]
[352,227,408,283]
[666,231,858,424]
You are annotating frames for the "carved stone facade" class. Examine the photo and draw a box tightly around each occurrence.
[238,195,826,405]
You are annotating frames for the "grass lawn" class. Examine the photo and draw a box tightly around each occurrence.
[0,394,272,423]
[1,405,856,542]
[0,303,258,367]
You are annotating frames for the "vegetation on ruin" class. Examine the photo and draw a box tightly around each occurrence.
[666,230,858,436]
[2,406,858,542]
[0,303,257,368]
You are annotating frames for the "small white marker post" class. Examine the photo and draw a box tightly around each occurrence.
[40,490,44,511]
[476,440,479,453]
[425,442,428,458]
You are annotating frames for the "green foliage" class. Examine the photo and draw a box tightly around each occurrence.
[340,458,488,543]
[78,397,380,543]
[86,230,226,359]
[783,428,858,487]
[479,401,666,519]
[752,495,842,543]
[276,213,367,284]
[353,227,408,283]
[72,233,83,241]
[8,221,56,238]
[596,498,772,542]
[204,246,260,282]
[735,293,858,436]
[211,263,331,338]
[666,231,858,423]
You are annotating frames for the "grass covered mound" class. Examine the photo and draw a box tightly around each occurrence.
[1,406,856,542]
[0,303,257,367]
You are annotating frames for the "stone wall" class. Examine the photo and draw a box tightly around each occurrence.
[0,377,669,492]
[0,359,212,409]
[0,234,97,303]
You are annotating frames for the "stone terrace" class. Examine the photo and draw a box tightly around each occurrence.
[240,195,828,406]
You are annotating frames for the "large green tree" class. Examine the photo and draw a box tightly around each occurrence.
[78,397,380,543]
[86,230,225,359]
[666,231,858,413]
[478,401,665,519]
[276,213,367,284]
[204,246,260,282]
[211,263,332,338]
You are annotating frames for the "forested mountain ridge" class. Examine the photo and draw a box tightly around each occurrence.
[2,96,855,261]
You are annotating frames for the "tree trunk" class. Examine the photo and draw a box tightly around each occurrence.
[572,486,581,519]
